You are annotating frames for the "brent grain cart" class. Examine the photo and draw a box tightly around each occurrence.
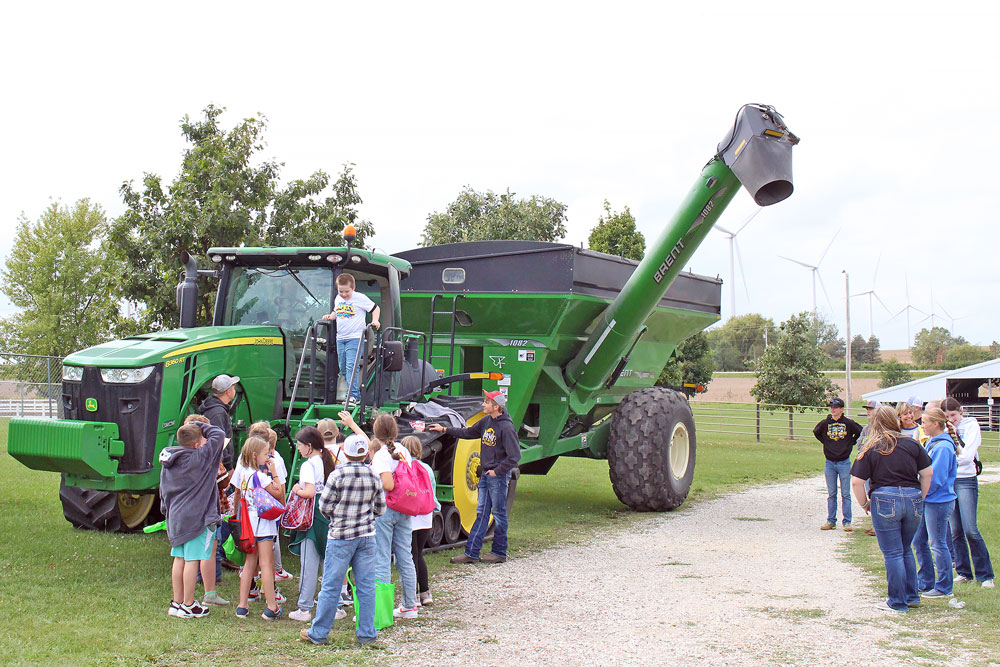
[9,103,798,548]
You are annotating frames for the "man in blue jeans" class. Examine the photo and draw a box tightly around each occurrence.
[429,390,521,564]
[300,435,385,646]
[814,397,863,531]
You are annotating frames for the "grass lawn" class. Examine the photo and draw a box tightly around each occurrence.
[842,446,1000,664]
[0,413,938,666]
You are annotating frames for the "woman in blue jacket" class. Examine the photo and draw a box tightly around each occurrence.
[911,407,959,598]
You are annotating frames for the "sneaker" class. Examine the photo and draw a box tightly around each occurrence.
[178,602,210,618]
[879,602,907,613]
[842,524,853,532]
[288,609,312,622]
[203,591,230,606]
[261,605,282,621]
[248,586,261,601]
[339,591,353,608]
[820,522,836,530]
[922,589,953,598]
[274,568,293,581]
[393,605,418,619]
[906,601,921,608]
[983,579,996,589]
[299,628,328,645]
[481,553,507,563]
[954,574,974,584]
[450,553,479,564]
[336,608,347,621]
[274,590,287,604]
[419,591,433,606]
[168,601,183,617]
[235,606,249,618]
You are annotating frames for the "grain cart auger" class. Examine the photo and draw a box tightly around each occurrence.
[7,104,796,546]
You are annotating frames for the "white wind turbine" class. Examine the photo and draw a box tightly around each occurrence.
[850,254,892,338]
[714,208,760,319]
[889,273,926,347]
[779,229,840,317]
[938,304,969,336]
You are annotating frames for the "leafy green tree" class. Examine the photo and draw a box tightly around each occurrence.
[810,314,845,360]
[420,187,567,246]
[911,326,967,367]
[879,359,914,388]
[705,313,776,371]
[851,334,881,365]
[0,200,133,357]
[991,341,1000,359]
[658,331,714,389]
[751,311,839,409]
[943,344,991,370]
[109,104,372,330]
[587,201,645,260]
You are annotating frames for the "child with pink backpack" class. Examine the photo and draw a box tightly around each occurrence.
[401,435,439,606]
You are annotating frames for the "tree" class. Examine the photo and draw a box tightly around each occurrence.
[851,334,882,365]
[587,201,645,260]
[911,326,967,367]
[943,344,991,370]
[420,187,567,246]
[658,331,714,389]
[879,359,914,388]
[810,314,845,361]
[751,312,839,409]
[109,104,372,330]
[0,200,133,357]
[705,313,776,371]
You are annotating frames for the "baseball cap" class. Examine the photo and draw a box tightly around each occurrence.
[484,389,507,409]
[316,418,340,440]
[863,399,881,409]
[829,398,845,408]
[907,396,922,408]
[343,434,369,458]
[212,374,240,393]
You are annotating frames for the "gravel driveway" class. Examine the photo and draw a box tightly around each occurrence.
[383,471,999,666]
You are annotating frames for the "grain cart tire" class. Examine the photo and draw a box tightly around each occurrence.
[428,511,444,548]
[442,505,463,545]
[59,475,122,532]
[608,387,696,511]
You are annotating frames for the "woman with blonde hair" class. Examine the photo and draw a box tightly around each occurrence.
[851,405,933,612]
[910,408,959,599]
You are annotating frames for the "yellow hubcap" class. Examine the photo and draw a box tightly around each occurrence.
[117,492,155,529]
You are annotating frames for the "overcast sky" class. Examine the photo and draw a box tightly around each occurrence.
[2,2,997,351]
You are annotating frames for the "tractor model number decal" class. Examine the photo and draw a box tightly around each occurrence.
[488,338,546,348]
[85,398,98,412]
[653,239,685,284]
[165,357,186,368]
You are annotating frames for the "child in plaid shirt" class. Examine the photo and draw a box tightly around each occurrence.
[299,434,385,646]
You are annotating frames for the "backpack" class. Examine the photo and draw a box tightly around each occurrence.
[385,450,435,516]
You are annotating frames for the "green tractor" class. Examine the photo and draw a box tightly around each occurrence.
[9,104,798,547]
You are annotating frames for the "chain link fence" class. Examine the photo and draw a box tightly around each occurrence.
[0,353,63,418]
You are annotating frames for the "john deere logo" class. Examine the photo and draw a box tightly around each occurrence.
[85,398,98,412]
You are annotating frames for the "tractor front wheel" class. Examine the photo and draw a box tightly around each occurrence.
[607,387,696,511]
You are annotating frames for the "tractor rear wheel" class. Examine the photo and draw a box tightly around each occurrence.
[607,387,696,511]
[59,476,159,532]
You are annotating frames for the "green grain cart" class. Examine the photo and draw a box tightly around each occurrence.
[9,104,798,547]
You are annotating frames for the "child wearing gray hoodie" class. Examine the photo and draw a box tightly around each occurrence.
[159,420,225,618]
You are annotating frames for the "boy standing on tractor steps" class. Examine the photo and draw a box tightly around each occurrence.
[429,390,521,564]
[322,273,380,406]
[813,397,863,532]
[160,420,227,618]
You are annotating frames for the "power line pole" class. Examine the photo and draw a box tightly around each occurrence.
[843,270,852,411]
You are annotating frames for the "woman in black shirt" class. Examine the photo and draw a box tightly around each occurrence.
[850,405,932,612]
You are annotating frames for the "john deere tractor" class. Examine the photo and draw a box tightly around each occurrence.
[9,104,798,547]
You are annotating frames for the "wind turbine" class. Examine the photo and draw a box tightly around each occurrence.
[850,254,892,338]
[779,229,840,317]
[938,305,968,336]
[889,273,926,347]
[714,208,760,318]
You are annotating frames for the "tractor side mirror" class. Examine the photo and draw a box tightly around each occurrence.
[381,340,404,372]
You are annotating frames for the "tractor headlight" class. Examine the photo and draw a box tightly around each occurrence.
[62,365,84,382]
[100,366,155,384]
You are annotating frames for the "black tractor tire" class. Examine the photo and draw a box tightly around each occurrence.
[59,475,123,532]
[442,504,463,545]
[607,387,696,511]
[427,511,444,549]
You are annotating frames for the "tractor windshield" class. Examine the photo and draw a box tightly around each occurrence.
[222,266,333,335]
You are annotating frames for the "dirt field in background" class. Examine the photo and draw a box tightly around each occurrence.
[694,375,884,403]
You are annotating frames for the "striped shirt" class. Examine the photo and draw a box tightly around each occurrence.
[318,461,385,540]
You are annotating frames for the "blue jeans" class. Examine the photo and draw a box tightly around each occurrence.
[824,459,852,525]
[950,476,995,582]
[308,535,377,644]
[374,509,418,609]
[871,487,923,611]
[913,499,955,595]
[466,472,510,559]
[337,337,363,401]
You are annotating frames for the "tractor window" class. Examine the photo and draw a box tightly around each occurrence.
[222,267,333,335]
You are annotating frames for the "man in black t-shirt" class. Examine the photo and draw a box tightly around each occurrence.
[813,398,863,531]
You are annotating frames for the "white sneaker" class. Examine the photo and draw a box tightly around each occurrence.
[338,591,353,608]
[954,575,974,584]
[288,609,312,622]
[335,607,347,620]
[393,605,418,619]
[983,579,996,589]
[274,568,293,581]
[274,590,287,604]
[168,601,183,617]
[419,591,433,606]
